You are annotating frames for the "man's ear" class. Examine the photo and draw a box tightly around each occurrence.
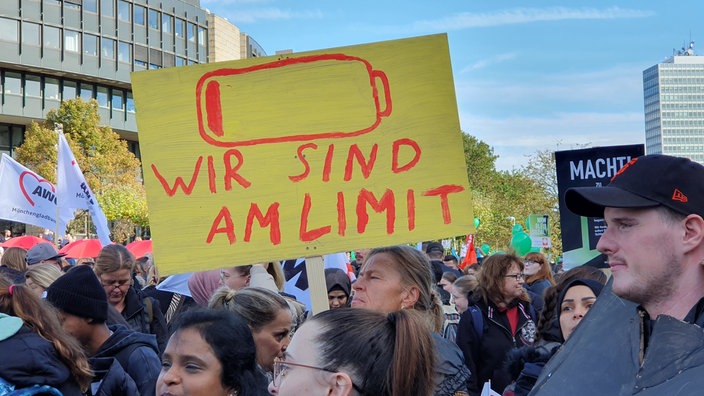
[682,214,704,254]
[327,372,354,396]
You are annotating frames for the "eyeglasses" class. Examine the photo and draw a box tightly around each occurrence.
[523,260,538,266]
[504,273,526,281]
[272,359,363,392]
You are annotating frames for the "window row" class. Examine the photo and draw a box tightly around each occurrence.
[1,71,134,112]
[0,18,207,66]
[53,0,208,44]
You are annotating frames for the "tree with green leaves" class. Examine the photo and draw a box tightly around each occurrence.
[15,99,147,243]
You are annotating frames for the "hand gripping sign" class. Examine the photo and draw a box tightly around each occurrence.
[195,54,392,147]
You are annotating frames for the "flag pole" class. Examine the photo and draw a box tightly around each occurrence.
[54,123,63,249]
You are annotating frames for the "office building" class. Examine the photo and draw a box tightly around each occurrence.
[643,41,704,162]
[0,0,264,157]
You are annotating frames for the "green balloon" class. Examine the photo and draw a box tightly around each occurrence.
[480,243,491,255]
[512,224,524,235]
[510,231,532,256]
[474,217,481,229]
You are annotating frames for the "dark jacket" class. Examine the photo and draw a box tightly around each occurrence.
[456,297,537,396]
[0,326,83,396]
[93,324,161,396]
[120,286,168,353]
[503,340,561,396]
[87,356,140,396]
[433,334,471,396]
[530,280,704,395]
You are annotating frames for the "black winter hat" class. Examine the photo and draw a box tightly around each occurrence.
[46,265,108,322]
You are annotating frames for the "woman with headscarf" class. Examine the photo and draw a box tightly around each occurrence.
[503,277,604,396]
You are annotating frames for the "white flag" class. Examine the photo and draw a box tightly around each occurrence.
[0,154,72,232]
[57,133,112,246]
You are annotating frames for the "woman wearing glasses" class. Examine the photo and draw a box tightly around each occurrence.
[157,308,269,396]
[95,244,169,353]
[522,252,556,313]
[268,308,435,396]
[455,253,537,395]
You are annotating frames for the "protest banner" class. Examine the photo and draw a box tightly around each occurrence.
[527,214,551,248]
[0,154,73,233]
[132,34,473,276]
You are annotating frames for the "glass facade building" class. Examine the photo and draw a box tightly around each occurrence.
[643,48,704,163]
[0,0,260,158]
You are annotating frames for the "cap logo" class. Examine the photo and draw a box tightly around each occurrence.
[611,157,638,182]
[672,189,688,203]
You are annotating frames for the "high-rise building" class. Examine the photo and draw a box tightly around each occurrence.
[0,0,262,157]
[643,41,704,162]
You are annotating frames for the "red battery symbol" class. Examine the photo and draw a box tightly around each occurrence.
[195,54,392,147]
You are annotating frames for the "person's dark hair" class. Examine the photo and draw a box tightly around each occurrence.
[367,246,444,332]
[0,274,92,392]
[536,265,607,341]
[311,308,435,396]
[477,253,529,306]
[169,309,268,395]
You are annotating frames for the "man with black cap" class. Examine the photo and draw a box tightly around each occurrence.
[530,155,704,395]
[46,265,160,396]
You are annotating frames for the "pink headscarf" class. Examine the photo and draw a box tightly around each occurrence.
[188,269,221,306]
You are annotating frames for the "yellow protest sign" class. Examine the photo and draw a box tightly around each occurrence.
[131,34,473,275]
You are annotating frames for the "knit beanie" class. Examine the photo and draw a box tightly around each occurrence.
[45,265,108,322]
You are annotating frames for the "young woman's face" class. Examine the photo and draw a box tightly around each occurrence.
[157,328,230,396]
[350,252,409,313]
[450,285,469,314]
[438,277,453,293]
[523,259,541,277]
[269,321,352,396]
[219,267,250,291]
[252,308,292,372]
[559,285,597,340]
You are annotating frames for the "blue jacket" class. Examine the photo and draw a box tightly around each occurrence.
[93,324,161,396]
[87,356,140,396]
[0,325,82,395]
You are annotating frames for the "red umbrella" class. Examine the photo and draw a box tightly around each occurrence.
[58,238,104,259]
[0,235,44,250]
[126,240,152,258]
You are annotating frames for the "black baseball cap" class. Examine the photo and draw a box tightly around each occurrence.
[565,155,704,218]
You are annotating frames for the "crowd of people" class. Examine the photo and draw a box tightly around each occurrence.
[1,154,703,395]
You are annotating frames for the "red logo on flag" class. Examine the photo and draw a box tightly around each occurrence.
[672,189,688,203]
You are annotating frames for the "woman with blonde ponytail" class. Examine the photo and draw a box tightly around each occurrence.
[0,274,92,395]
[208,286,292,375]
[350,245,470,395]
